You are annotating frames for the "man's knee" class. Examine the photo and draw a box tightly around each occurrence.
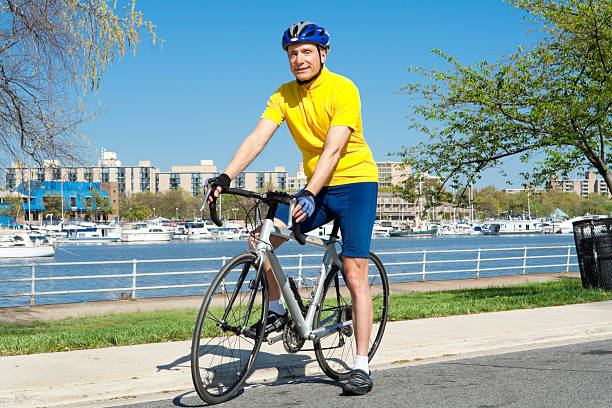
[343,257,370,290]
[249,217,289,249]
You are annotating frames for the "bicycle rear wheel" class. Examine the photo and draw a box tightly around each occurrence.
[313,252,389,381]
[191,251,268,404]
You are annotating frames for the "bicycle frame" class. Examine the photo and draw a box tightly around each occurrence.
[255,217,348,342]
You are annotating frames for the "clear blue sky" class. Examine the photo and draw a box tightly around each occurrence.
[83,0,535,188]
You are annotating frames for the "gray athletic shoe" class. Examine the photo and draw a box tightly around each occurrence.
[342,369,373,395]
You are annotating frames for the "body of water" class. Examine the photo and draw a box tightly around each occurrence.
[0,234,577,308]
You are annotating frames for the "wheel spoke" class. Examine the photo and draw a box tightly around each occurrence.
[191,253,268,404]
[314,253,389,380]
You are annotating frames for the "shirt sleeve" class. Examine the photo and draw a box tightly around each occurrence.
[260,87,284,126]
[330,81,360,131]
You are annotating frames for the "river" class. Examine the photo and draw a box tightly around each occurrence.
[0,234,577,308]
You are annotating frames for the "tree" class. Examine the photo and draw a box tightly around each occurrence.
[396,0,612,197]
[85,189,112,221]
[0,1,157,166]
[42,194,63,220]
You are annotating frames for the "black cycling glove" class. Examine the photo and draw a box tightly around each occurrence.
[213,173,231,189]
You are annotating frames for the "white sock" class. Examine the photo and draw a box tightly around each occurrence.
[354,354,369,373]
[269,299,286,315]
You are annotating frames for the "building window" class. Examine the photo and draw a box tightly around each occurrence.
[170,173,180,189]
[101,168,109,183]
[84,168,94,182]
[6,169,16,189]
[191,173,202,196]
[276,174,286,190]
[68,169,77,182]
[256,173,265,189]
[140,168,150,192]
[235,174,245,189]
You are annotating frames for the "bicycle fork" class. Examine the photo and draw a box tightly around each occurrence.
[218,253,266,336]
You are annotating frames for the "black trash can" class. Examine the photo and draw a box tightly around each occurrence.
[573,218,612,289]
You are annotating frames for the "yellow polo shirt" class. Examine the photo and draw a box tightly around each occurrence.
[261,67,378,186]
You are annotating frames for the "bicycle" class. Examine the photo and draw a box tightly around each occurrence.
[190,180,389,404]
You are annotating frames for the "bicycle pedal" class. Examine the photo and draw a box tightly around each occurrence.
[267,333,283,345]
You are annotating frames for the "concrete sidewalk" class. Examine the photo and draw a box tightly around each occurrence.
[1,300,612,407]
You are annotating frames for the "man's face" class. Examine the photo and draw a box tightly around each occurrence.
[287,43,326,82]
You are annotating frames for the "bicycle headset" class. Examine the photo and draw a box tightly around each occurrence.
[282,21,330,86]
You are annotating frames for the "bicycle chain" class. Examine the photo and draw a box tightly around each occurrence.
[282,320,305,353]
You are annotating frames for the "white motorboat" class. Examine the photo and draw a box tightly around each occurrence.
[121,222,174,242]
[209,223,248,240]
[372,223,392,238]
[185,222,212,240]
[172,224,189,240]
[56,223,122,244]
[0,232,55,258]
[439,222,483,236]
[483,219,545,235]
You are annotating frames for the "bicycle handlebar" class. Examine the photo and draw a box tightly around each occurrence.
[201,180,308,245]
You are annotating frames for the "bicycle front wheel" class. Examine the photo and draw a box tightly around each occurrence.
[191,251,268,404]
[313,252,389,381]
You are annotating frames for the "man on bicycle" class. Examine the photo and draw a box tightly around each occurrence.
[208,21,378,395]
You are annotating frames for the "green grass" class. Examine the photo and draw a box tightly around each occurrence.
[0,278,609,356]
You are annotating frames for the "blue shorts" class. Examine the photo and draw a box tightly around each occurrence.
[276,182,378,258]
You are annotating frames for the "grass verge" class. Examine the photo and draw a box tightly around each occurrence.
[0,277,608,356]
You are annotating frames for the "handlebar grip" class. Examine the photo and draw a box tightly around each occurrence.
[203,179,223,227]
[209,198,222,227]
[293,221,307,245]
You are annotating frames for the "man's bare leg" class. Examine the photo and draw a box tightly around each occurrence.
[342,256,373,361]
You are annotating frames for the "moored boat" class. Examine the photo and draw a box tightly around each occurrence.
[57,223,122,244]
[121,222,174,242]
[390,228,438,237]
[483,219,545,235]
[0,232,55,258]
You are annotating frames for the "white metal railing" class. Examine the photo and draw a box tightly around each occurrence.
[0,245,579,307]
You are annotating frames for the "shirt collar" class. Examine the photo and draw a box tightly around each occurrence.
[301,66,329,90]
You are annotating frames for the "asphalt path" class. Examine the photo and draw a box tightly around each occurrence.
[108,339,612,408]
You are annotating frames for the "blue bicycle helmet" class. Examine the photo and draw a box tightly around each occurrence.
[282,22,330,51]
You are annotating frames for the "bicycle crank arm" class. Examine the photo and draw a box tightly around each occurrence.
[310,320,353,340]
[267,333,284,345]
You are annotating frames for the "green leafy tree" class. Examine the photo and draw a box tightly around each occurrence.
[396,0,612,197]
[42,194,63,220]
[85,189,112,221]
[0,193,21,219]
[0,1,158,166]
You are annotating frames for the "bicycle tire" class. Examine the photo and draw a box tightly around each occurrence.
[313,251,389,381]
[191,251,268,404]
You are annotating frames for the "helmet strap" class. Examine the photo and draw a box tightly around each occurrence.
[296,47,325,86]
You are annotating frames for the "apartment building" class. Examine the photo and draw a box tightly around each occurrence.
[4,153,458,224]
[155,160,218,196]
[376,161,410,189]
[287,163,307,191]
[551,172,610,197]
[3,152,290,197]
[5,151,158,196]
